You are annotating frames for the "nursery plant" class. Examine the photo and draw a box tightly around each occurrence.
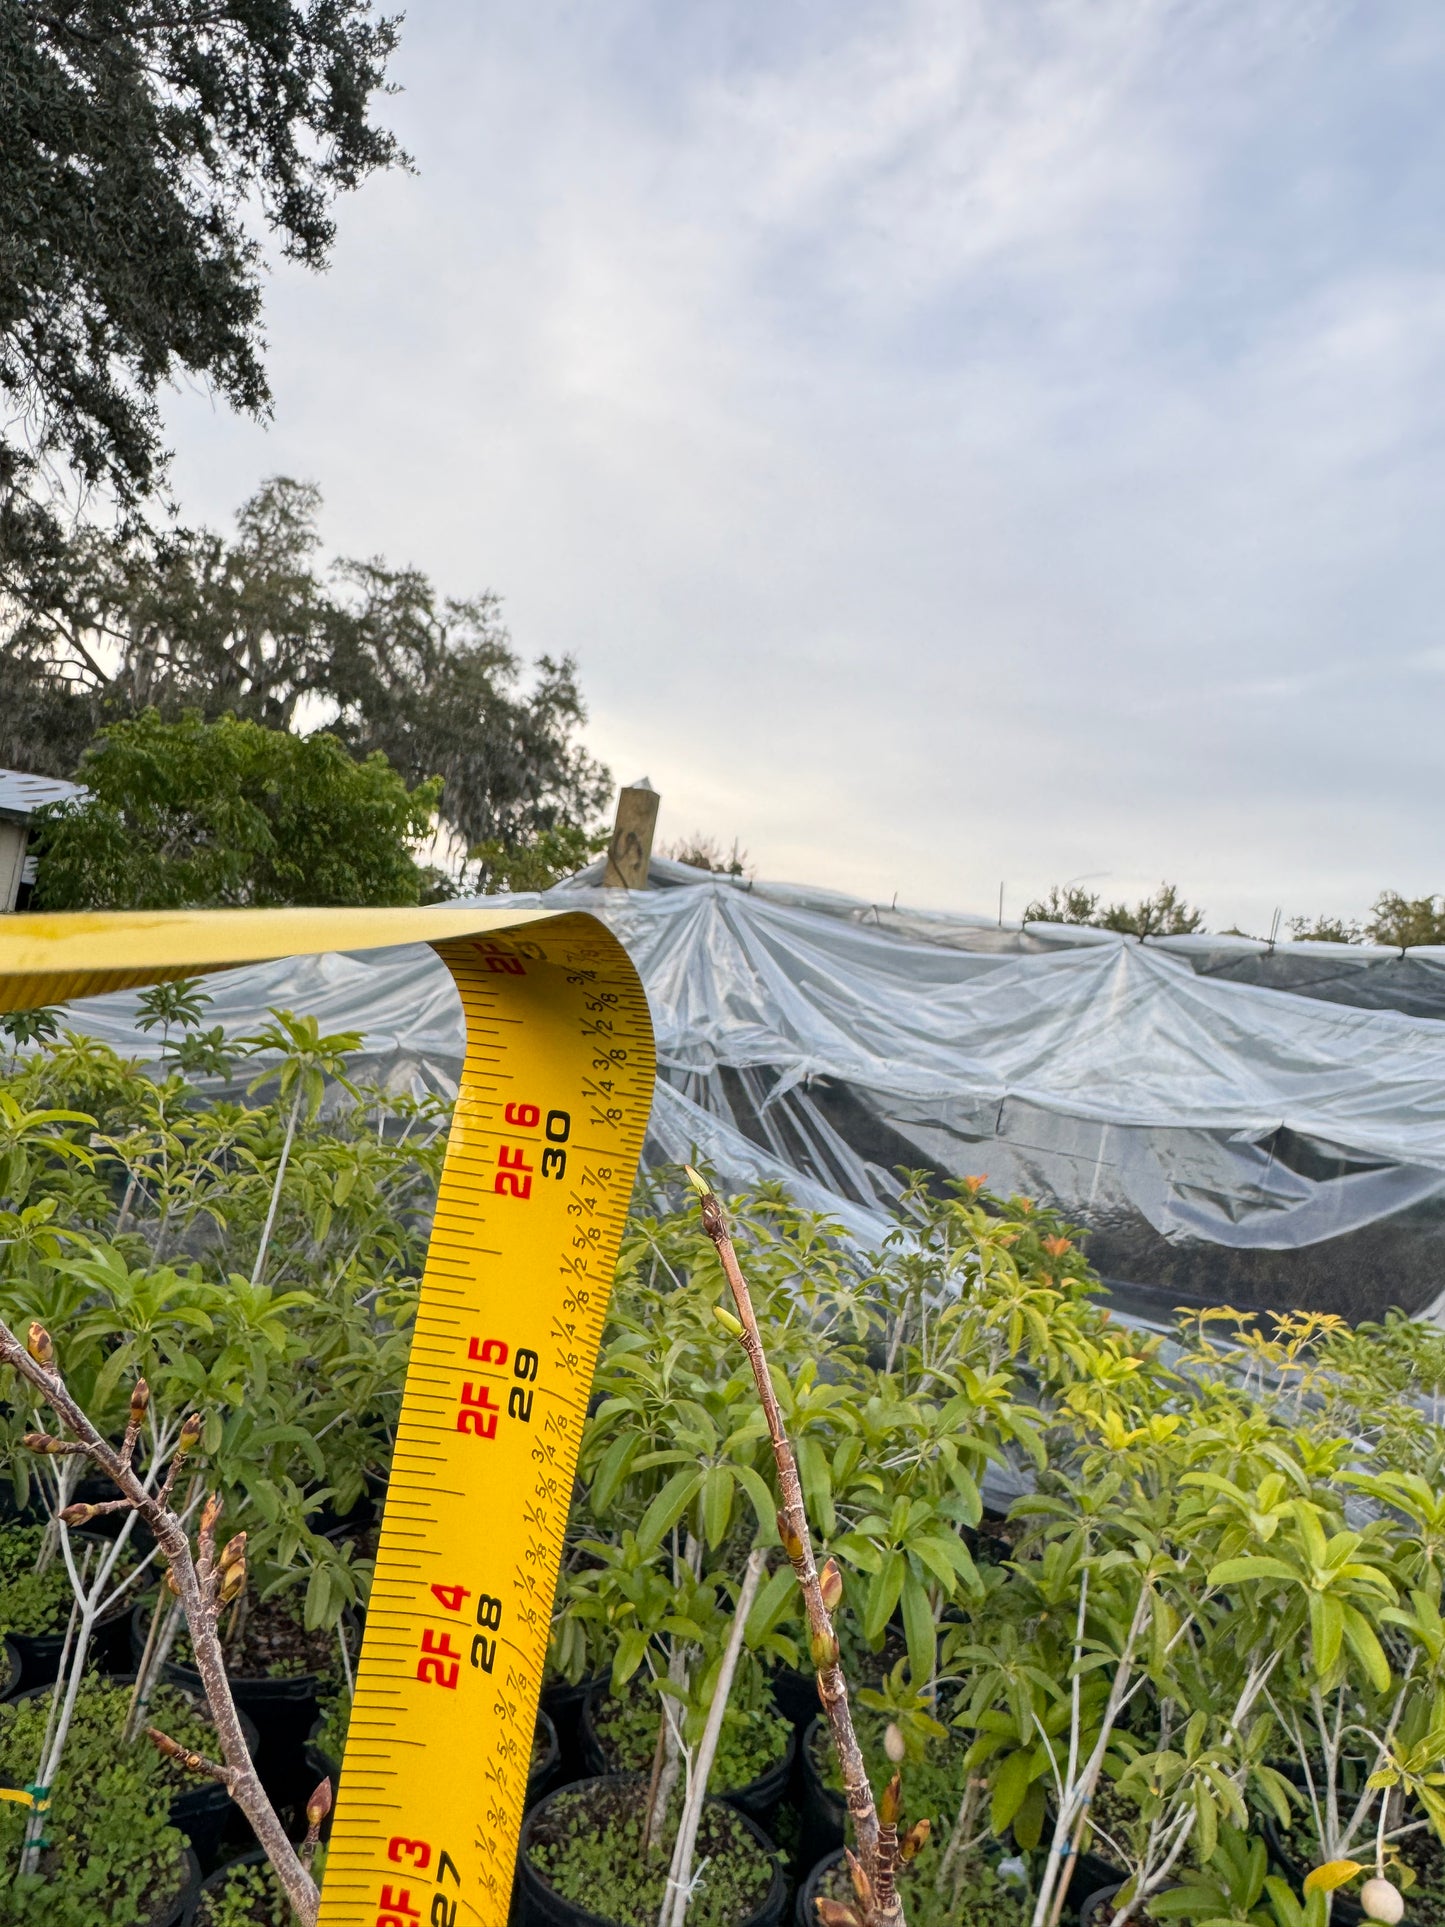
[12,984,1445,1927]
[0,996,439,1919]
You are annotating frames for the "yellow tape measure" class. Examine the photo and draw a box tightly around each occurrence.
[0,904,656,1927]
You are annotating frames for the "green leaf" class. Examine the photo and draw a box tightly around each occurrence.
[701,1465,734,1548]
[1340,1603,1392,1694]
[734,1466,780,1543]
[1194,1779,1217,1863]
[612,1628,650,1687]
[797,1434,835,1538]
[901,1571,935,1689]
[946,1462,983,1526]
[1309,1592,1344,1677]
[1263,1875,1306,1927]
[864,1550,907,1643]
[745,1565,800,1646]
[1013,1776,1045,1850]
[990,1748,1034,1833]
[590,1432,641,1514]
[1207,1556,1297,1588]
[636,1469,704,1555]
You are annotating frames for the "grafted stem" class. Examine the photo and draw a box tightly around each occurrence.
[0,1320,321,1927]
[688,1172,906,1927]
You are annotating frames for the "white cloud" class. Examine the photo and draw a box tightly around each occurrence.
[161,0,1445,934]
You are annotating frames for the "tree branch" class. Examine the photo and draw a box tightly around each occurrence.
[0,1319,322,1927]
[688,1171,907,1927]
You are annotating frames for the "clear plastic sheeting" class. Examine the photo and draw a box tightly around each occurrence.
[45,864,1445,1321]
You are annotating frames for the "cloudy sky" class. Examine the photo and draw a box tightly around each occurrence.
[163,0,1445,935]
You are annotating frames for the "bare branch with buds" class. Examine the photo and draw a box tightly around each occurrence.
[686,1168,910,1927]
[0,1316,322,1927]
[146,1724,231,1788]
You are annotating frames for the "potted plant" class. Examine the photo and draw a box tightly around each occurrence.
[0,1672,203,1923]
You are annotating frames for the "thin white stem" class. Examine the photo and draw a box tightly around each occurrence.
[251,1090,301,1287]
[663,1550,768,1927]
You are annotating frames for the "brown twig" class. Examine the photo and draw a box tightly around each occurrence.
[146,1725,231,1788]
[0,1320,321,1927]
[687,1171,904,1927]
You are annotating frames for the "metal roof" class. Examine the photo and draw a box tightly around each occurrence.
[0,769,83,824]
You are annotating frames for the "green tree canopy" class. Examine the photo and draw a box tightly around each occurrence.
[0,478,612,854]
[31,711,440,910]
[1023,880,1205,936]
[0,0,404,545]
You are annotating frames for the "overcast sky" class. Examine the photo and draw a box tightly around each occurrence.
[163,0,1445,935]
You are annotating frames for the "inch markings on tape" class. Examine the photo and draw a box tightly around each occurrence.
[318,912,654,1927]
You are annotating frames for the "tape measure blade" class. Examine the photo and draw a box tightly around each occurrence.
[319,913,654,1927]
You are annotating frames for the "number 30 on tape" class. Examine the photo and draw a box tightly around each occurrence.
[0,905,655,1927]
[323,914,652,1927]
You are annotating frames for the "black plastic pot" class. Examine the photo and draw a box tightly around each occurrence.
[1076,1883,1123,1927]
[7,1601,135,1689]
[799,1849,1056,1927]
[182,1847,275,1925]
[541,1671,607,1788]
[7,1676,259,1869]
[581,1688,797,1829]
[768,1666,817,1732]
[797,1718,845,1872]
[796,1849,843,1927]
[131,1600,336,1744]
[155,1845,204,1927]
[530,1709,561,1809]
[5,1533,142,1690]
[1042,1803,1128,1906]
[518,1774,786,1927]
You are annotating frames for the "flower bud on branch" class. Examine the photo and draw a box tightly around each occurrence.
[26,1323,54,1368]
[899,1821,931,1865]
[819,1558,844,1613]
[157,1410,205,1508]
[146,1725,229,1787]
[880,1774,902,1830]
[817,1904,862,1927]
[301,1776,333,1872]
[21,1431,84,1456]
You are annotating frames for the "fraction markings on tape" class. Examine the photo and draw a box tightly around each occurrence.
[318,914,654,1927]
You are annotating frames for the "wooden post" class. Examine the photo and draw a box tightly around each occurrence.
[0,821,28,914]
[602,781,660,889]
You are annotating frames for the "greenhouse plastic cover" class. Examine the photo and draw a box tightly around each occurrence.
[48,860,1445,1323]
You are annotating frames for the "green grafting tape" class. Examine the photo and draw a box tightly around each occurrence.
[26,1782,50,1848]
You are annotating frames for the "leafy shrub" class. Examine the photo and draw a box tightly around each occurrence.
[0,1676,210,1924]
[32,710,441,910]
